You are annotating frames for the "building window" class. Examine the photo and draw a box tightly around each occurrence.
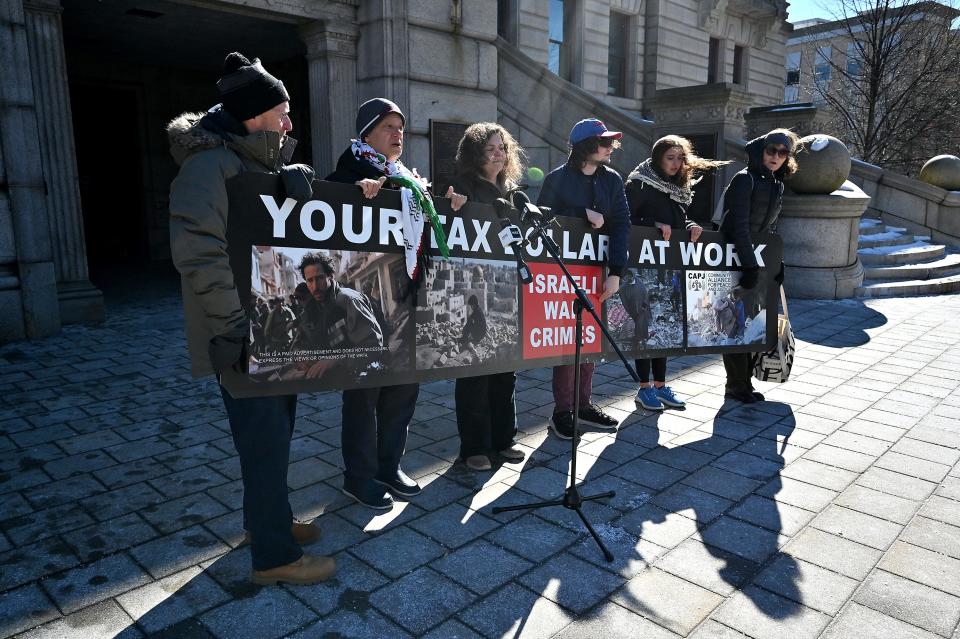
[785,51,800,102]
[498,0,517,44]
[608,11,630,96]
[708,37,721,83]
[815,45,832,84]
[846,42,862,76]
[732,45,745,85]
[548,0,568,79]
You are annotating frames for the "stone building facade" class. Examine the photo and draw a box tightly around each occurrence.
[2,0,789,342]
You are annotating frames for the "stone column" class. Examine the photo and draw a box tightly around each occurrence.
[24,0,104,324]
[299,20,359,178]
[0,0,61,341]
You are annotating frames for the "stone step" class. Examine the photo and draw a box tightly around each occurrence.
[858,243,946,265]
[859,218,884,230]
[862,254,960,280]
[855,273,960,298]
[858,231,917,249]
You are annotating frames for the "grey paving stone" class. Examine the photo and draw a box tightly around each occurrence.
[4,502,95,545]
[821,602,941,639]
[784,528,883,580]
[655,538,758,596]
[612,567,723,635]
[519,553,626,615]
[284,553,388,616]
[809,504,903,550]
[421,619,484,639]
[130,525,230,580]
[92,457,171,489]
[457,582,574,639]
[650,483,733,524]
[711,585,831,639]
[147,466,230,500]
[875,451,951,482]
[802,443,877,473]
[779,458,858,491]
[856,466,938,501]
[291,608,410,639]
[554,600,681,639]
[24,473,106,510]
[855,569,960,637]
[821,430,892,456]
[893,437,960,466]
[11,423,78,448]
[918,494,960,528]
[568,523,667,579]
[879,540,960,597]
[841,418,907,442]
[199,586,315,639]
[44,450,117,480]
[42,552,151,614]
[81,482,166,522]
[369,566,474,635]
[753,554,859,615]
[641,444,715,472]
[607,457,687,490]
[835,484,920,524]
[615,504,698,550]
[485,513,580,562]
[431,539,532,595]
[900,516,960,559]
[14,599,137,639]
[727,495,815,536]
[0,536,79,591]
[350,526,444,578]
[697,516,783,564]
[336,501,426,534]
[407,502,500,550]
[687,619,750,638]
[0,584,60,638]
[939,476,960,501]
[156,443,230,473]
[755,476,839,512]
[0,468,51,496]
[711,450,785,481]
[681,466,763,502]
[62,513,158,563]
[141,492,229,534]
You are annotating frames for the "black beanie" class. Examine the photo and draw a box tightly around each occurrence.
[356,98,405,140]
[217,52,290,121]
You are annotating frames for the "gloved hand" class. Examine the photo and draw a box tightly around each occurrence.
[739,266,759,290]
[774,261,785,285]
[280,163,315,201]
[208,324,249,375]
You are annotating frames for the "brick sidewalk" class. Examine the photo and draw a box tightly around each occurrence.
[1,286,959,638]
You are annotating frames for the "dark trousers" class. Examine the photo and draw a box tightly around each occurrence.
[635,357,667,384]
[219,386,301,571]
[341,383,419,483]
[723,353,755,394]
[552,363,594,413]
[455,372,518,459]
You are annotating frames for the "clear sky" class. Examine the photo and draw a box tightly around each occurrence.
[787,0,843,23]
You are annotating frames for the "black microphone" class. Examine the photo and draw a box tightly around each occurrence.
[496,204,534,285]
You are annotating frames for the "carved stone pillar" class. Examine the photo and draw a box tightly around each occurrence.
[0,0,60,341]
[24,0,104,324]
[299,20,359,178]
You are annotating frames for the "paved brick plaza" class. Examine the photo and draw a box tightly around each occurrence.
[1,279,959,638]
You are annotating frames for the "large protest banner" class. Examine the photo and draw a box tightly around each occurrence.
[220,174,782,397]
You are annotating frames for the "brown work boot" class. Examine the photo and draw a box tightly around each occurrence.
[251,553,336,586]
[241,522,321,547]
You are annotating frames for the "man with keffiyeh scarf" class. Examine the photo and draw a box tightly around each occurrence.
[325,97,467,509]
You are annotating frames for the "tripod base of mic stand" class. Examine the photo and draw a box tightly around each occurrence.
[492,487,616,562]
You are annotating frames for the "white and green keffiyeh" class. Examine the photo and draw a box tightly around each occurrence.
[351,140,449,282]
[629,158,696,205]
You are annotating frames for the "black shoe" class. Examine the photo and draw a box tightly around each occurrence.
[578,404,618,428]
[550,411,577,440]
[725,391,757,404]
[374,468,421,498]
[341,478,394,510]
[751,391,765,402]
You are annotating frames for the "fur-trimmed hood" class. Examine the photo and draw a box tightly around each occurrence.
[166,104,295,169]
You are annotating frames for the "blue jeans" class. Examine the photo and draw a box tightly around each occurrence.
[341,383,419,484]
[219,386,302,571]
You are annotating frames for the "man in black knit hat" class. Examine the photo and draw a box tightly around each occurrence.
[167,52,334,585]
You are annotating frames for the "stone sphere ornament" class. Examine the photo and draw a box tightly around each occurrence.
[785,134,851,194]
[919,155,960,191]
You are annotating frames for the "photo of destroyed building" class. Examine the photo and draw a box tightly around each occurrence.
[606,267,684,354]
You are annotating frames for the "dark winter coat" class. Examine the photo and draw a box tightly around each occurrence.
[326,147,391,184]
[718,135,786,269]
[536,163,630,276]
[624,176,697,230]
[167,105,300,378]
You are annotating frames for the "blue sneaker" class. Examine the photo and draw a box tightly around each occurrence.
[635,386,665,411]
[656,386,686,408]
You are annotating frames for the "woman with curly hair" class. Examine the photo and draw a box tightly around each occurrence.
[448,122,528,470]
[625,135,729,410]
[716,128,799,404]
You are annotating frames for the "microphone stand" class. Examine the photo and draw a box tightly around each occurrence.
[493,204,640,562]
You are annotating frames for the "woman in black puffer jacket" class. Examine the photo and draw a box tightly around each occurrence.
[716,128,798,403]
[625,135,728,411]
